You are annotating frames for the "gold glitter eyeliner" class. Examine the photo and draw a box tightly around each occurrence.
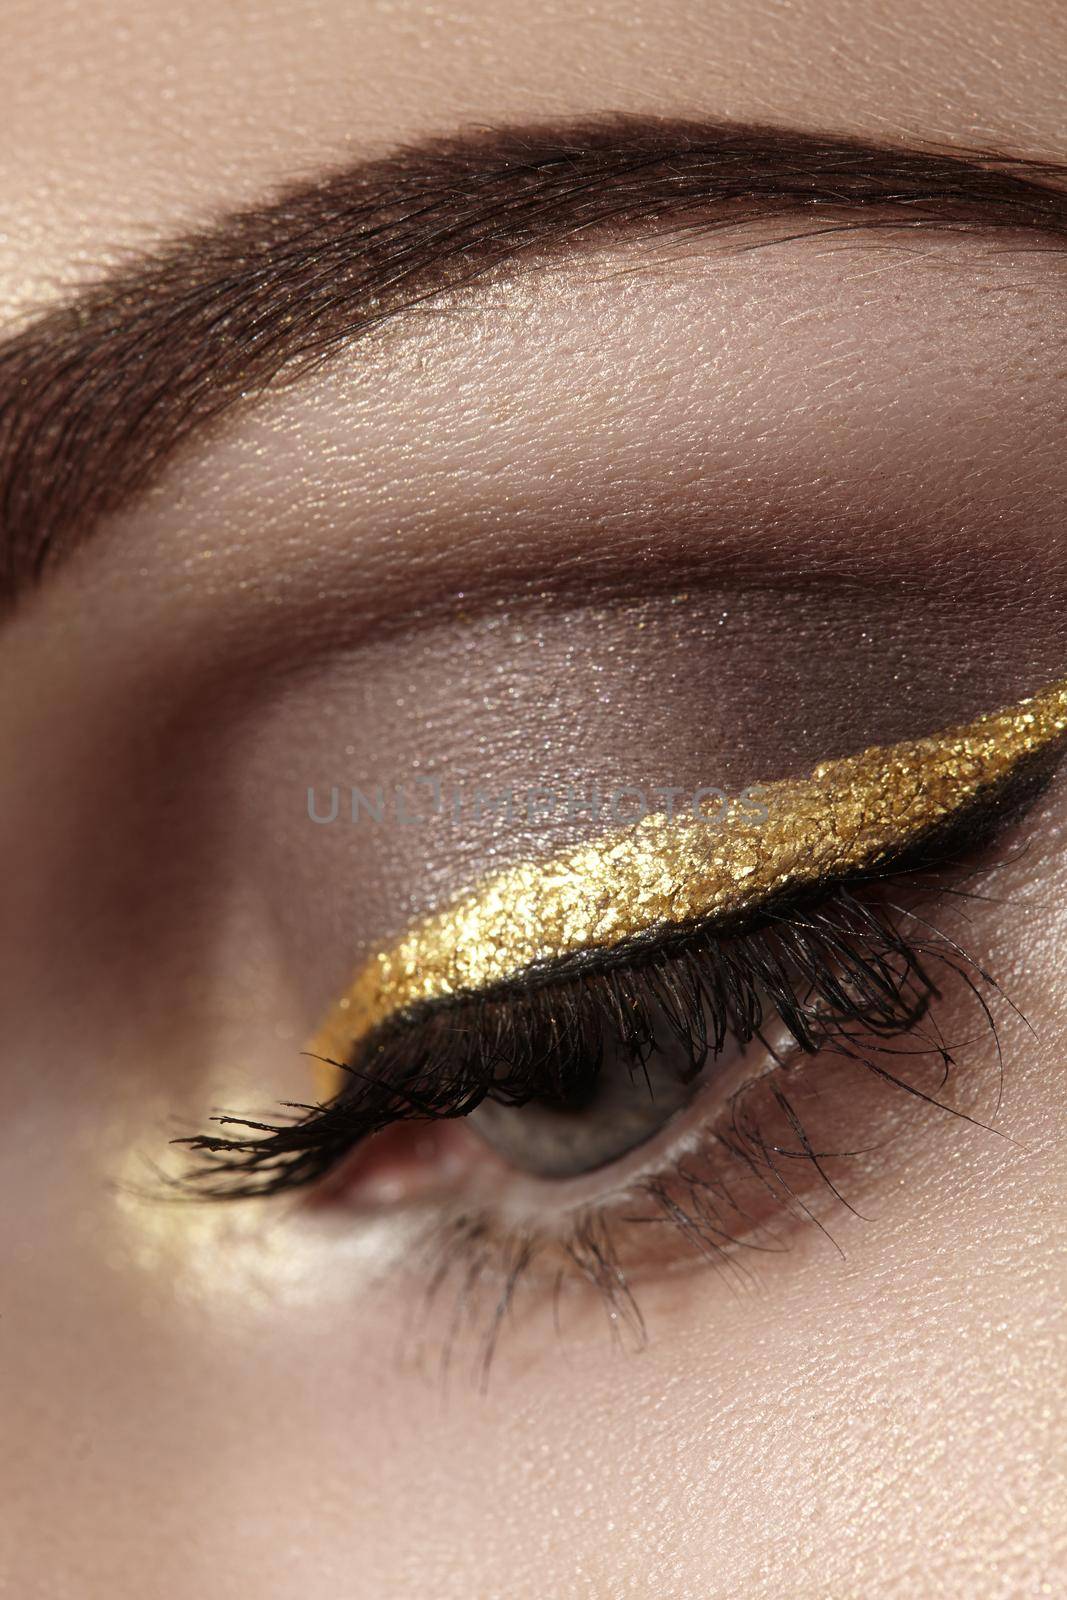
[311,677,1067,1068]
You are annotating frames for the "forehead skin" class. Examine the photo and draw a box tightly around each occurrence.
[2,4,1066,1599]
[1,0,1064,311]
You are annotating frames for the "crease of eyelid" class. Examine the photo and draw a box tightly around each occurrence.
[309,673,1067,1088]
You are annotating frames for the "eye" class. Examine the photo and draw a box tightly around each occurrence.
[468,1011,743,1179]
[172,674,1066,1346]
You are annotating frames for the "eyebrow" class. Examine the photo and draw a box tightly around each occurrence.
[1,115,1066,604]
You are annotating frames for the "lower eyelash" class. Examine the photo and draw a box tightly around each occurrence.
[393,928,1012,1393]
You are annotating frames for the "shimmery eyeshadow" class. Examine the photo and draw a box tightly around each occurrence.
[309,676,1067,1067]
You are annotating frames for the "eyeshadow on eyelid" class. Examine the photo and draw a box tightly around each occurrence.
[308,676,1067,1071]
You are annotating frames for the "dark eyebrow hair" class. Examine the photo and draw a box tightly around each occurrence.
[1,114,1066,605]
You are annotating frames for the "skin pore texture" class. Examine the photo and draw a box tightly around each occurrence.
[2,5,1067,1600]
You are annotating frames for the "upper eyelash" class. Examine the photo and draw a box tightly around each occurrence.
[174,757,1043,1200]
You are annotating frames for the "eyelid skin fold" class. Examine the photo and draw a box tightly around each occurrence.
[310,677,1067,1070]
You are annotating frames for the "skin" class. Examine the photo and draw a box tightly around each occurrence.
[1,3,1066,1597]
